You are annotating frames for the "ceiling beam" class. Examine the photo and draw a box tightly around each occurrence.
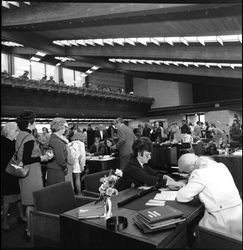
[1,31,115,69]
[116,63,241,79]
[2,3,240,32]
[2,31,64,55]
[66,43,242,62]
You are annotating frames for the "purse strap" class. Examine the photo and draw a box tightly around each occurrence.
[15,134,31,156]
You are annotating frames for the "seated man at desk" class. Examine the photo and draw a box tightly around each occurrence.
[116,137,185,191]
[176,153,242,241]
[87,136,107,156]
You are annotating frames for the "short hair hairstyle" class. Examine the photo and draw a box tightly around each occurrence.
[42,127,49,133]
[115,117,123,124]
[132,137,152,157]
[2,122,17,138]
[178,153,199,174]
[50,117,67,132]
[16,110,36,130]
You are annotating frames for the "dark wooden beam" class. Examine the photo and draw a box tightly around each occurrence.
[66,43,242,62]
[116,63,241,79]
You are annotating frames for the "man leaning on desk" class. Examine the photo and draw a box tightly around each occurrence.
[116,137,185,191]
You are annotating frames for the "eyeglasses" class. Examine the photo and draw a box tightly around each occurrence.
[143,152,152,159]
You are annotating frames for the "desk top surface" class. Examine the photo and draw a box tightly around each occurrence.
[86,156,116,162]
[61,188,203,247]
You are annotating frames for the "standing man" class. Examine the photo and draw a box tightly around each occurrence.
[87,123,95,150]
[112,117,136,171]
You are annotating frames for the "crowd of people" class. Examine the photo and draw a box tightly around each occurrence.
[1,110,242,243]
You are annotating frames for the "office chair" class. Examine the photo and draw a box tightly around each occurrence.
[30,181,98,247]
[195,225,242,249]
[83,170,110,197]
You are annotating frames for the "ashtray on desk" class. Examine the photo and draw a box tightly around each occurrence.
[106,216,128,231]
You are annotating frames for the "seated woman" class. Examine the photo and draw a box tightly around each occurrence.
[176,153,242,241]
[116,137,185,191]
[104,137,119,157]
[88,136,107,156]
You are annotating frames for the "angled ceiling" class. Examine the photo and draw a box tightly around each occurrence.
[1,2,242,87]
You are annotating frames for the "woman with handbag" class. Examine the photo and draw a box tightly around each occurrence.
[1,122,26,230]
[16,111,50,240]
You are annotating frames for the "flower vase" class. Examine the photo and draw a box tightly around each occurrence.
[104,197,112,219]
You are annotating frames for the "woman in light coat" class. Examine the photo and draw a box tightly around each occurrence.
[176,153,242,241]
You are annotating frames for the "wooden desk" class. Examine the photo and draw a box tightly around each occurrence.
[60,188,204,248]
[86,156,119,173]
[213,154,242,196]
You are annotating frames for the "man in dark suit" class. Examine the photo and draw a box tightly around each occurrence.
[116,137,185,191]
[112,117,136,171]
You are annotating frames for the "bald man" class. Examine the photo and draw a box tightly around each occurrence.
[176,153,242,241]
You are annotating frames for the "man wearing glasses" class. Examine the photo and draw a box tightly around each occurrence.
[116,137,185,191]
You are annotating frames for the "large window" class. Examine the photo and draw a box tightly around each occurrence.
[75,70,85,87]
[13,56,30,77]
[46,64,59,83]
[63,68,74,86]
[31,61,45,80]
[1,53,9,73]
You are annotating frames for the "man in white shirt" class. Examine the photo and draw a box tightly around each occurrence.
[176,153,242,241]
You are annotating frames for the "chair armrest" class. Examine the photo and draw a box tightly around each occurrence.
[75,195,99,206]
[82,190,100,198]
[30,211,61,247]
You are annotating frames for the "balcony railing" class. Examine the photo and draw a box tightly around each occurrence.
[1,74,154,105]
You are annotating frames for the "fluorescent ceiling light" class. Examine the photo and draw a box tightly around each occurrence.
[30,57,41,62]
[8,1,19,7]
[36,51,46,57]
[76,40,87,46]
[113,38,125,46]
[150,38,160,46]
[93,39,104,46]
[124,38,136,46]
[91,66,99,70]
[103,39,114,46]
[53,41,65,47]
[2,41,24,47]
[86,70,92,74]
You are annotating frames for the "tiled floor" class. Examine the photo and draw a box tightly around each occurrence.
[1,204,32,248]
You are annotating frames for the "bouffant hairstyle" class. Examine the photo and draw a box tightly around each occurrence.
[16,110,36,130]
[2,122,17,138]
[132,137,152,157]
[50,117,67,132]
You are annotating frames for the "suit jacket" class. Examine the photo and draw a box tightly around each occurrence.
[47,133,67,170]
[116,155,166,191]
[116,123,136,157]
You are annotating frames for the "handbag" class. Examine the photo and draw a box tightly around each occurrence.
[5,134,31,178]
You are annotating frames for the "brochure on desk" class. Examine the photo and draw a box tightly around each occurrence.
[78,204,104,219]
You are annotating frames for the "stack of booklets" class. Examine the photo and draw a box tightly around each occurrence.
[133,205,185,233]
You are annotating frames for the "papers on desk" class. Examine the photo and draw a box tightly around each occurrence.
[145,199,165,206]
[154,191,178,201]
[138,186,153,190]
[233,150,242,156]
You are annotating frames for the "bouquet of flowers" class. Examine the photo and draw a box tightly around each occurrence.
[99,169,123,198]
